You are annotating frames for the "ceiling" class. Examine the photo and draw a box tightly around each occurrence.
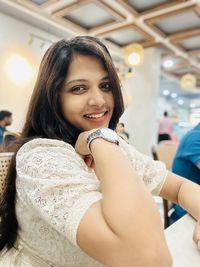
[1,0,200,108]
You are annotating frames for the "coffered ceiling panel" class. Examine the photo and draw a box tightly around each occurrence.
[157,11,199,34]
[125,0,169,11]
[97,24,154,47]
[53,0,124,32]
[170,66,195,75]
[22,0,57,8]
[180,36,200,51]
[146,6,200,36]
[105,28,144,46]
[117,0,187,15]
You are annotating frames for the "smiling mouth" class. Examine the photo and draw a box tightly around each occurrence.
[84,111,108,119]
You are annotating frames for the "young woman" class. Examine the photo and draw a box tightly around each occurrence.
[0,36,200,267]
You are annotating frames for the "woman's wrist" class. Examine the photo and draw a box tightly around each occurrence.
[89,137,119,155]
[86,128,119,154]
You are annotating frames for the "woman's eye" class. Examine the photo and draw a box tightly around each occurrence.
[70,86,86,94]
[101,82,111,91]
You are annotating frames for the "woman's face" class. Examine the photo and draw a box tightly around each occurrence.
[60,54,114,131]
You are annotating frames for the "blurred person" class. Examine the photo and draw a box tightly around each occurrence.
[0,111,13,151]
[1,36,200,267]
[168,122,200,225]
[116,122,129,142]
[158,111,174,143]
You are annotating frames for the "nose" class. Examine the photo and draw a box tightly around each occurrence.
[88,88,106,107]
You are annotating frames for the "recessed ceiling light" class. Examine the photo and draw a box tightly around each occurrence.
[178,99,184,105]
[190,103,196,108]
[171,93,177,98]
[162,90,170,96]
[162,59,174,69]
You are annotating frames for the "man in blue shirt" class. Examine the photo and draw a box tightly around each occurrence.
[0,110,13,145]
[169,122,200,224]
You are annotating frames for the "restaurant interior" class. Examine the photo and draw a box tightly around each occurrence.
[0,1,200,266]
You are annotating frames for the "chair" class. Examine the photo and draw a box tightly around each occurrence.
[0,153,13,201]
[152,144,178,228]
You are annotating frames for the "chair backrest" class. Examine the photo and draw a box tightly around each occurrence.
[0,152,13,200]
[154,144,178,170]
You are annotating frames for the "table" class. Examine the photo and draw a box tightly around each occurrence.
[165,214,200,267]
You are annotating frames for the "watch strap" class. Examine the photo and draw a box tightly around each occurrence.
[86,128,119,154]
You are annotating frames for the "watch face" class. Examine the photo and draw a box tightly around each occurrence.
[101,128,118,141]
[86,128,119,153]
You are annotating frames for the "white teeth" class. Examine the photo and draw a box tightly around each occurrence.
[85,112,105,118]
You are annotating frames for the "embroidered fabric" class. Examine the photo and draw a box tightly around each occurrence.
[0,138,167,267]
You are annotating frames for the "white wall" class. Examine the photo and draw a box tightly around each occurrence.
[0,12,58,132]
[121,48,161,155]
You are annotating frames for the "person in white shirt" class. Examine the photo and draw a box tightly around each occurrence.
[0,36,200,267]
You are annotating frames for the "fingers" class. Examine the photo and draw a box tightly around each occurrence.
[84,155,93,168]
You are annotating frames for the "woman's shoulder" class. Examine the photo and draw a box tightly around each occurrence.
[16,138,86,175]
[17,138,75,156]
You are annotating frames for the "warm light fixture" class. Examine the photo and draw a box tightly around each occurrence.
[180,73,196,90]
[124,43,144,67]
[4,53,33,84]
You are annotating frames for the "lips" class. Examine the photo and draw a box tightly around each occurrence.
[84,111,107,119]
[83,111,110,125]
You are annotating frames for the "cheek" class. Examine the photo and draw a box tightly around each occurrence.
[61,96,84,118]
[108,93,114,107]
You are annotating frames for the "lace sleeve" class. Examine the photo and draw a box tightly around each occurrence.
[16,138,102,247]
[119,138,168,195]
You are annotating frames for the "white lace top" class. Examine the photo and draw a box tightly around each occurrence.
[0,138,167,267]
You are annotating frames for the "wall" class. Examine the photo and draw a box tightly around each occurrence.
[0,12,58,132]
[121,48,161,155]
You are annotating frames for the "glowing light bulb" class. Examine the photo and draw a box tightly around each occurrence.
[128,52,141,66]
[163,90,170,96]
[162,59,174,69]
[124,43,144,67]
[180,73,196,89]
[5,53,33,84]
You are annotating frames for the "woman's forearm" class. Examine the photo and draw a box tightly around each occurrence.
[162,172,200,220]
[160,172,200,220]
[90,138,167,245]
[178,180,200,220]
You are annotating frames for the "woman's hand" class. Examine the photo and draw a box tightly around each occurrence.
[84,154,95,169]
[75,131,90,156]
[75,130,97,169]
[75,130,95,155]
[193,219,200,250]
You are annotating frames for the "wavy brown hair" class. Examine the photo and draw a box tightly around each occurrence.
[0,36,124,250]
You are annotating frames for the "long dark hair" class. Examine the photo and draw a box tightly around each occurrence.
[0,36,124,250]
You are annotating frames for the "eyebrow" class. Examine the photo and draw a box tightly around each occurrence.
[65,76,109,87]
